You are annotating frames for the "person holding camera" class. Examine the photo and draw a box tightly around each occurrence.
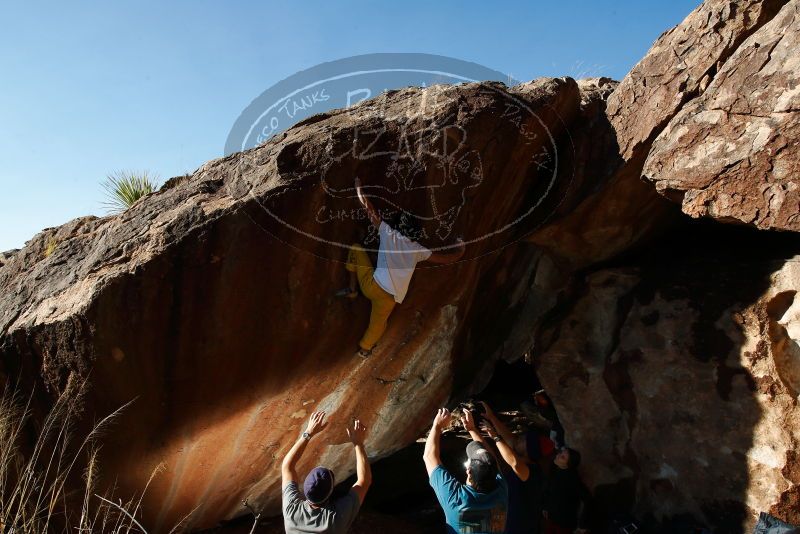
[423,407,508,533]
[476,401,554,534]
[281,411,372,533]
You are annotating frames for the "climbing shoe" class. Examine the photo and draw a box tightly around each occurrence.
[335,287,358,299]
[355,347,372,359]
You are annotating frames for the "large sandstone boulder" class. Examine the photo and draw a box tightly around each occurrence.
[0,78,587,531]
[2,1,799,532]
[644,0,800,231]
[525,74,681,267]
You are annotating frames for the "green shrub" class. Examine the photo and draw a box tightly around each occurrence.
[102,171,159,214]
[43,236,59,258]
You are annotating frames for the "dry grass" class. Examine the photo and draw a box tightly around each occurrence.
[0,378,184,533]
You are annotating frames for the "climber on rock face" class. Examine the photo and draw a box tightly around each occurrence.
[339,177,466,358]
[423,407,508,534]
[281,411,372,534]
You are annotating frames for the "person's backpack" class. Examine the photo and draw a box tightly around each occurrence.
[752,512,800,534]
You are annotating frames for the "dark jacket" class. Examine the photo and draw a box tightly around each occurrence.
[541,467,590,529]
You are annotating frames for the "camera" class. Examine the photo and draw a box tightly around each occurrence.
[458,399,486,424]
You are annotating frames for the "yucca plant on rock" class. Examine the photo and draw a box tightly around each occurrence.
[102,171,159,214]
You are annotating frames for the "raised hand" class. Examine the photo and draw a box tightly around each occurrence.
[480,420,499,439]
[432,408,452,430]
[461,409,478,433]
[306,411,327,437]
[479,401,497,422]
[347,418,368,445]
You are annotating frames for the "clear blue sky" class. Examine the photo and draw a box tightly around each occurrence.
[0,0,698,251]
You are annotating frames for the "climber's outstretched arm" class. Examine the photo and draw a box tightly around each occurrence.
[426,239,465,264]
[423,408,451,475]
[355,177,381,228]
[281,411,326,486]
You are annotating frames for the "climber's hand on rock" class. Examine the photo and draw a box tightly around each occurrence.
[461,409,478,433]
[432,408,451,431]
[347,419,367,445]
[306,411,327,436]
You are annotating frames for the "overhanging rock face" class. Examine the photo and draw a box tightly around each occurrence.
[0,78,592,531]
[1,0,800,532]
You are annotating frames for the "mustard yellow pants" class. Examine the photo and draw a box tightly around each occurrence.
[346,244,396,350]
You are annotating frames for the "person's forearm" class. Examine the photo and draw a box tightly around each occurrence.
[577,485,591,528]
[444,250,463,263]
[495,440,516,465]
[423,425,441,461]
[357,193,368,210]
[468,429,484,443]
[354,444,371,486]
[448,243,466,262]
[356,186,372,212]
[282,436,309,470]
[577,501,587,529]
[495,439,529,480]
[486,413,515,445]
[357,194,380,226]
[429,247,465,264]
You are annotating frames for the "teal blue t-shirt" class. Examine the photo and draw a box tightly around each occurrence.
[429,465,508,534]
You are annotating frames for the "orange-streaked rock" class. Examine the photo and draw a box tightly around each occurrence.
[0,79,584,531]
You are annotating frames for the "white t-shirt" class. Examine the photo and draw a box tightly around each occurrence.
[373,221,432,304]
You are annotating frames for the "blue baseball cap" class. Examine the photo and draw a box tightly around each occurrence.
[303,466,335,504]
